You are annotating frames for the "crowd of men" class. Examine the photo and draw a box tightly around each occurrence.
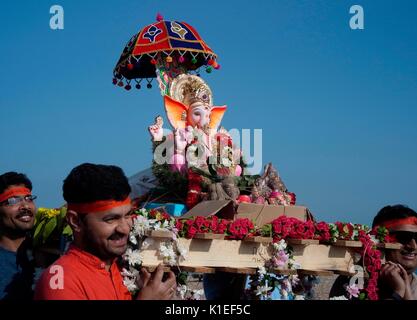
[0,164,416,300]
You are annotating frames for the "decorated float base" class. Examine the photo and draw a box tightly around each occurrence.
[139,231,374,276]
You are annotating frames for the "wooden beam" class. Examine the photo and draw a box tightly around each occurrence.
[270,269,298,276]
[194,233,225,240]
[145,230,174,238]
[287,239,319,246]
[377,243,402,250]
[142,265,172,273]
[333,240,363,248]
[216,267,257,275]
[297,269,334,276]
[180,266,216,274]
[243,236,273,243]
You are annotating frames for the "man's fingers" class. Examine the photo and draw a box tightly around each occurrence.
[164,271,177,285]
[396,263,409,280]
[152,264,165,283]
[140,268,152,287]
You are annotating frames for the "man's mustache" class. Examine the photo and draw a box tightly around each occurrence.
[108,232,127,240]
[16,208,34,218]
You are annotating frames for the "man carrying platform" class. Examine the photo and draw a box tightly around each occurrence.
[330,204,417,300]
[35,163,176,300]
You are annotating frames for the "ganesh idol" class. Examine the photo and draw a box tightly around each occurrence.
[158,74,228,171]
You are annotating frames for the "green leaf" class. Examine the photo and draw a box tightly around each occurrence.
[33,220,46,247]
[57,207,67,230]
[177,272,188,285]
[42,217,57,243]
[62,224,73,236]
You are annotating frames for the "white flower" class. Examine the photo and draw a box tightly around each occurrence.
[176,242,188,260]
[369,234,378,244]
[255,280,273,297]
[132,215,150,237]
[221,158,232,167]
[290,275,300,287]
[177,285,188,300]
[159,242,177,266]
[138,208,148,217]
[124,248,143,266]
[129,233,138,245]
[273,239,287,252]
[141,238,154,250]
[192,289,204,300]
[330,295,348,300]
[258,266,267,276]
[123,277,138,292]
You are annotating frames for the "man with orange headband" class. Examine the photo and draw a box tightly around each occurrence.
[330,204,417,300]
[0,171,38,300]
[34,163,176,300]
[373,205,417,300]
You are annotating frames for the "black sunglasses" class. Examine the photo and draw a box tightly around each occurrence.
[390,231,417,245]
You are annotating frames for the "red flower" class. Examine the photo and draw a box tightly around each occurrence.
[217,220,229,234]
[175,220,183,231]
[187,226,198,238]
[287,192,296,205]
[315,221,331,242]
[194,216,206,232]
[210,216,219,232]
[227,218,254,240]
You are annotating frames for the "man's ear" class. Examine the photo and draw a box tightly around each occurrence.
[66,210,84,233]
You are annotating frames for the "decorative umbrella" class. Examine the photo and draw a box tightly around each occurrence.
[113,14,220,93]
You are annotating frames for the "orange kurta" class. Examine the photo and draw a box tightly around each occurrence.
[34,245,132,300]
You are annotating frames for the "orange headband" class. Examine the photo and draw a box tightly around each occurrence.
[0,187,31,203]
[67,197,131,214]
[378,216,417,230]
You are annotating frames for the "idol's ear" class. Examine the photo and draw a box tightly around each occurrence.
[164,95,188,129]
[209,105,227,131]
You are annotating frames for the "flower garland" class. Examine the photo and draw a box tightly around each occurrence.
[244,240,315,300]
[122,208,194,298]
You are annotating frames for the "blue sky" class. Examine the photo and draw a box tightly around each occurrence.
[1,0,416,225]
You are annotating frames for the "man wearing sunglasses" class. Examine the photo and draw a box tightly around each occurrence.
[373,205,417,300]
[0,171,37,300]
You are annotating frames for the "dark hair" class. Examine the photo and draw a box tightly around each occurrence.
[372,204,417,228]
[63,163,131,204]
[0,172,32,194]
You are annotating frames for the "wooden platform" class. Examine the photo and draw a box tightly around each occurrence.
[140,237,356,274]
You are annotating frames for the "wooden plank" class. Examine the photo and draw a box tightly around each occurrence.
[145,230,174,238]
[142,265,172,273]
[216,267,257,275]
[140,238,354,273]
[334,240,363,248]
[297,269,334,276]
[377,243,402,250]
[270,269,298,276]
[180,266,216,274]
[292,244,354,272]
[332,270,356,277]
[194,233,225,240]
[287,239,319,246]
[243,236,273,243]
